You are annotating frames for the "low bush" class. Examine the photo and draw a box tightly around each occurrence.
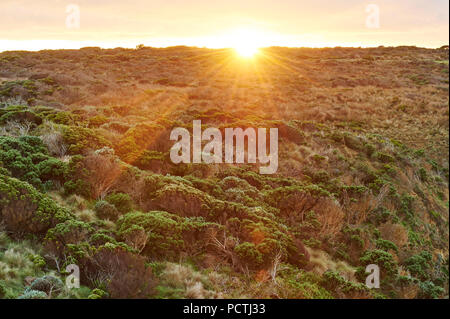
[116,211,220,258]
[418,280,445,299]
[0,135,67,189]
[375,239,398,254]
[64,150,123,199]
[94,201,120,221]
[62,125,111,154]
[357,249,398,281]
[45,220,93,247]
[321,270,370,299]
[18,288,47,299]
[80,244,157,298]
[405,251,433,281]
[105,193,133,214]
[29,275,63,295]
[0,174,73,236]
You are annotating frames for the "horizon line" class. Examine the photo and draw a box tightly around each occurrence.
[1,43,449,54]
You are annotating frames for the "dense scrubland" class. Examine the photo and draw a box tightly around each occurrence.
[0,45,448,299]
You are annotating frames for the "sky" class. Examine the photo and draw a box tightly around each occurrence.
[0,0,448,52]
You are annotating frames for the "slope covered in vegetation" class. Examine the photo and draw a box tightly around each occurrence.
[0,46,448,299]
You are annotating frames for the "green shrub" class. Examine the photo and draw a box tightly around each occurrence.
[358,249,398,280]
[0,174,73,235]
[90,232,119,246]
[115,123,163,163]
[234,242,264,269]
[263,185,331,217]
[46,111,78,125]
[375,239,398,254]
[30,275,63,295]
[94,200,120,221]
[37,158,68,183]
[275,264,333,298]
[133,150,165,171]
[64,179,91,198]
[88,115,109,127]
[29,254,46,268]
[105,193,133,214]
[45,220,93,246]
[183,175,225,198]
[418,280,445,299]
[18,288,47,299]
[116,211,219,258]
[322,271,369,298]
[87,288,109,299]
[0,109,42,125]
[0,281,10,299]
[63,155,91,198]
[0,136,67,190]
[151,182,216,217]
[62,125,111,154]
[405,251,433,281]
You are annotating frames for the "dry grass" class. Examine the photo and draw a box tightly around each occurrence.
[307,247,356,281]
[379,222,409,248]
[161,263,223,299]
[314,198,345,237]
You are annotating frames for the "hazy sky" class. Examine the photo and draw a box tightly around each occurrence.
[0,0,448,51]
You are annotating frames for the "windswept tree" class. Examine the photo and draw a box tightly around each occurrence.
[84,147,123,199]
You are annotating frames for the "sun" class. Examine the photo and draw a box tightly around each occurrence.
[234,44,259,58]
[226,28,263,58]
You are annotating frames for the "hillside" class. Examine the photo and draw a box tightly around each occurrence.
[0,45,448,299]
